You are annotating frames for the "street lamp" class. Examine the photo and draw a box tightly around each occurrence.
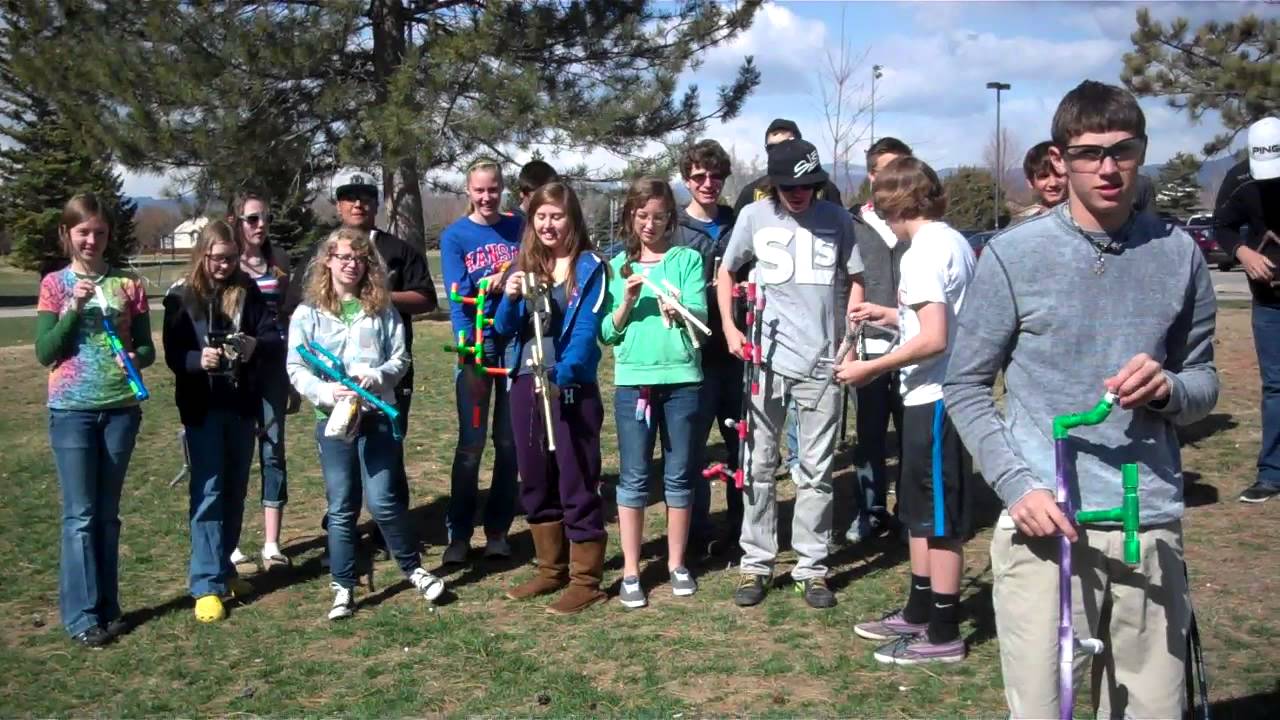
[986,81,1011,230]
[871,64,883,144]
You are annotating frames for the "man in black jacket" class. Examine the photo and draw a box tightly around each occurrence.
[1215,116,1280,502]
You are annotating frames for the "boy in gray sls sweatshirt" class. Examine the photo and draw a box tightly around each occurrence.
[943,81,1217,718]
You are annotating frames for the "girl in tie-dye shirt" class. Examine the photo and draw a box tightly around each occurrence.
[34,193,153,649]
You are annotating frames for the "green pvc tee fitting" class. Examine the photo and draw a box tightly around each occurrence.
[1075,463,1140,565]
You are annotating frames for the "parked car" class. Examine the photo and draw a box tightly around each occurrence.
[1183,216,1236,271]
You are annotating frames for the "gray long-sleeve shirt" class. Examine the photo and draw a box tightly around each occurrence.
[942,203,1218,525]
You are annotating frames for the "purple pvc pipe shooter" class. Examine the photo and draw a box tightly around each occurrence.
[1056,437,1074,720]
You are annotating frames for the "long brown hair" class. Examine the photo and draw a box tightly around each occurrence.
[183,220,249,322]
[618,177,676,278]
[227,190,285,277]
[516,182,595,292]
[303,227,390,316]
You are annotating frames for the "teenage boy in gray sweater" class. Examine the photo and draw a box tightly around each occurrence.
[943,81,1217,719]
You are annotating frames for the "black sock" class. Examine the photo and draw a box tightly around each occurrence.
[902,574,932,624]
[927,591,961,643]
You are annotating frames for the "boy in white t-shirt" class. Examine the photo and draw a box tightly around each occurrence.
[835,156,976,665]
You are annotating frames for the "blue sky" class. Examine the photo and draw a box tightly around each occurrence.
[678,0,1280,178]
[121,0,1279,197]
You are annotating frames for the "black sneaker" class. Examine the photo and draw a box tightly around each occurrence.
[733,575,768,607]
[1240,482,1280,503]
[798,577,837,609]
[104,617,130,640]
[71,626,111,648]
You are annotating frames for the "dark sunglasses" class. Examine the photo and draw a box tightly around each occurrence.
[688,172,727,185]
[238,213,271,226]
[1062,136,1147,171]
[336,190,377,204]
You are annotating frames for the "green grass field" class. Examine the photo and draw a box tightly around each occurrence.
[0,310,1275,717]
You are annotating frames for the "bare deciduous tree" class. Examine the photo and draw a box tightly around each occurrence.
[813,5,872,196]
[984,127,1024,202]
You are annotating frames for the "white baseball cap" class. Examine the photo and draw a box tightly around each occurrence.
[331,168,381,201]
[1248,117,1280,181]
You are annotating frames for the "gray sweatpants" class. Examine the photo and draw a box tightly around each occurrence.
[739,368,839,581]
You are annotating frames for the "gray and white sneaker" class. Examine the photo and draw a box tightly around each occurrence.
[670,566,698,597]
[619,575,647,608]
[409,568,445,602]
[328,583,355,621]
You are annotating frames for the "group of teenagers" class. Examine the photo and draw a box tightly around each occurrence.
[39,79,1222,718]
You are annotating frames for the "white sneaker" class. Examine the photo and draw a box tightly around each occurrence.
[442,540,470,565]
[328,583,355,621]
[409,568,445,602]
[230,547,252,565]
[483,535,511,558]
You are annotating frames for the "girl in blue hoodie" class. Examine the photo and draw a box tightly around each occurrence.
[493,182,610,615]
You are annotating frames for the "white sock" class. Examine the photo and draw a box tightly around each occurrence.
[262,542,282,558]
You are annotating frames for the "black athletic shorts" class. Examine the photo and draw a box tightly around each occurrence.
[898,400,974,540]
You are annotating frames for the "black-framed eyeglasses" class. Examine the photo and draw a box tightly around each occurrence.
[1062,136,1147,172]
[238,213,271,226]
[206,253,238,266]
[329,252,368,267]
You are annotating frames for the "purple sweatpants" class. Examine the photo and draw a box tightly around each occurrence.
[508,375,606,542]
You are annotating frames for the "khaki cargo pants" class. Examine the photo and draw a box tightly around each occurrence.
[990,517,1190,719]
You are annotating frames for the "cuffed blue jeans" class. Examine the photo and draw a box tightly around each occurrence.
[49,406,142,636]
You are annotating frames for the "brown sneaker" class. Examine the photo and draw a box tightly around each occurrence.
[546,538,607,615]
[507,522,569,600]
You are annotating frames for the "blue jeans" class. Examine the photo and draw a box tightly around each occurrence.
[1255,302,1280,488]
[187,409,255,597]
[257,369,289,508]
[614,384,701,509]
[49,406,142,636]
[317,416,420,588]
[447,370,518,542]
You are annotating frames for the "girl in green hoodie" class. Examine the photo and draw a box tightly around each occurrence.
[601,177,707,608]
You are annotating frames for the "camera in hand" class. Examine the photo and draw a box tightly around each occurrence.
[206,331,249,382]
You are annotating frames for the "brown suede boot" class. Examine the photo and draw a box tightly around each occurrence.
[506,521,569,600]
[546,537,607,615]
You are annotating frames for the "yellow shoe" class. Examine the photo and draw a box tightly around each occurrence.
[225,577,253,600]
[194,595,226,623]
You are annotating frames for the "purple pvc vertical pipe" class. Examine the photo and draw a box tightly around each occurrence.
[1055,437,1074,720]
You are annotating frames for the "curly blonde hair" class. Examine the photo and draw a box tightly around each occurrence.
[303,228,390,316]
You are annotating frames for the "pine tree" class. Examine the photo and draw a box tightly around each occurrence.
[942,167,1005,231]
[4,1,762,253]
[1122,9,1279,156]
[1154,152,1203,218]
[0,29,137,274]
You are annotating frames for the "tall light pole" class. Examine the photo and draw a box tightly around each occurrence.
[986,81,1011,230]
[871,64,883,144]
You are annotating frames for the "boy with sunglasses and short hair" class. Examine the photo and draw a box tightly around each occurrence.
[943,80,1217,718]
[674,140,744,552]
